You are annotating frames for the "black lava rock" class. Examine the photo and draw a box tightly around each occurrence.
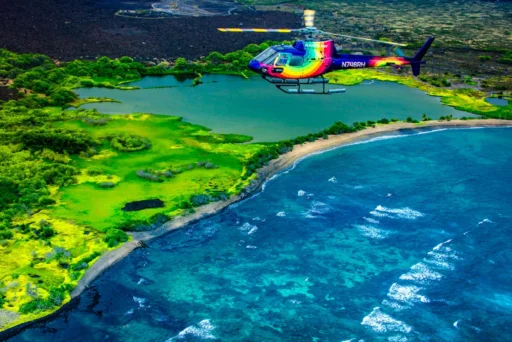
[122,199,164,211]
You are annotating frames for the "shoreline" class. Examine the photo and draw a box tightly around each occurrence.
[1,119,511,338]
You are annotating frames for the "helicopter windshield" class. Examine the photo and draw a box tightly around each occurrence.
[254,48,279,64]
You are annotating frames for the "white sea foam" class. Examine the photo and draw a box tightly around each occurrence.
[427,250,462,262]
[137,278,146,285]
[370,210,392,218]
[433,239,452,251]
[399,262,443,284]
[247,226,258,235]
[453,319,461,329]
[246,245,257,249]
[354,224,389,239]
[124,308,134,315]
[363,217,380,224]
[387,283,430,304]
[310,201,330,214]
[304,201,331,218]
[252,216,262,221]
[382,299,410,311]
[328,176,338,183]
[238,222,255,231]
[374,205,424,220]
[361,307,412,333]
[298,190,306,197]
[422,257,454,270]
[133,296,147,308]
[388,336,408,342]
[276,211,286,217]
[478,218,493,225]
[167,319,216,341]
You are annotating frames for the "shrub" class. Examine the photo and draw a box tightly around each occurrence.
[80,79,95,87]
[479,55,492,61]
[38,196,56,206]
[136,170,162,182]
[71,251,101,271]
[19,286,68,314]
[36,220,55,239]
[86,167,103,176]
[99,181,115,188]
[0,230,13,240]
[104,228,128,247]
[107,133,150,152]
[190,194,211,207]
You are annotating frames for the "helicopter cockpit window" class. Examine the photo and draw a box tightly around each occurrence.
[275,54,289,66]
[289,55,304,67]
[254,48,277,64]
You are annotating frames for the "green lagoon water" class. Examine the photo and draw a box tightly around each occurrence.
[9,127,512,342]
[75,75,470,142]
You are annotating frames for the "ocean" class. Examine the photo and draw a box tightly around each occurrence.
[9,127,512,341]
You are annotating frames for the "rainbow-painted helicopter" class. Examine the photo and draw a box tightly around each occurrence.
[219,10,434,94]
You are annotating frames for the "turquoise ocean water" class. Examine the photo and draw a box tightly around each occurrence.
[9,127,512,341]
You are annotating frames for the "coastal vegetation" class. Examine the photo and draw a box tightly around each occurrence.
[326,69,511,120]
[0,49,272,330]
[0,41,510,333]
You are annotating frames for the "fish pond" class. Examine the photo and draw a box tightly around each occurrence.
[75,75,470,142]
[9,127,512,341]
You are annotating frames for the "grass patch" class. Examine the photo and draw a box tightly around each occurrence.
[49,114,264,231]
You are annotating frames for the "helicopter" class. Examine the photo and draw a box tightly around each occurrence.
[219,10,435,94]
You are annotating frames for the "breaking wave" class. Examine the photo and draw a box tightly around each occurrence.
[361,307,412,334]
[387,283,430,304]
[354,224,389,239]
[399,262,443,285]
[167,319,216,341]
[372,205,424,220]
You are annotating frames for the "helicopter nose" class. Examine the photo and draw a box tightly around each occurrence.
[248,60,261,73]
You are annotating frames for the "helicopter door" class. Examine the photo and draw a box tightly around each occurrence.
[272,53,289,73]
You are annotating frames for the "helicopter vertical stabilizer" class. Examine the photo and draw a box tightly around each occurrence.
[410,37,435,76]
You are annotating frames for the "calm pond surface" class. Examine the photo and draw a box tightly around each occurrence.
[75,75,470,142]
[485,97,509,107]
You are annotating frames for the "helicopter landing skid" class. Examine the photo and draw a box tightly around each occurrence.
[262,76,346,95]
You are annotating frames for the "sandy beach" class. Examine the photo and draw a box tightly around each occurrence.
[2,119,509,338]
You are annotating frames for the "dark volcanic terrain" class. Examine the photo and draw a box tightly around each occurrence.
[0,0,300,61]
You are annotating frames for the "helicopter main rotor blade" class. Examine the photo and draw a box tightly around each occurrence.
[218,28,296,33]
[319,31,407,47]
